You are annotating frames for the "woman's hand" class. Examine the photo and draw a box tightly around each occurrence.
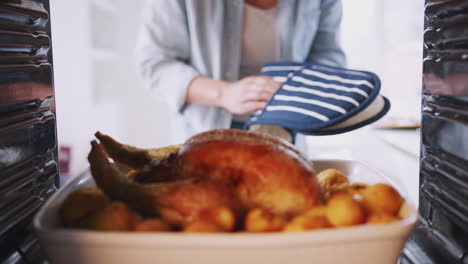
[218,76,281,115]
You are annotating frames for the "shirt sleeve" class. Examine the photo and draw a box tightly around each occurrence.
[135,0,199,113]
[306,0,347,67]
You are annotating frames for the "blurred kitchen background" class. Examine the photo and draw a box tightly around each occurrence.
[50,0,424,203]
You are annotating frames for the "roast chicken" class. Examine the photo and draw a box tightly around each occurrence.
[88,129,322,227]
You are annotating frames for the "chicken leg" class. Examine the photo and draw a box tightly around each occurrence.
[88,140,238,226]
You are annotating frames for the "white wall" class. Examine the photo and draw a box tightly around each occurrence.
[115,0,172,149]
[50,0,171,180]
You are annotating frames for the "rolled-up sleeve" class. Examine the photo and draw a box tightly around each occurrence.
[307,0,346,67]
[136,0,199,112]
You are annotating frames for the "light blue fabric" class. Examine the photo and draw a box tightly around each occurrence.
[136,0,346,144]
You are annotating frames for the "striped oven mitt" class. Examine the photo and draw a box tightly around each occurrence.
[245,62,391,135]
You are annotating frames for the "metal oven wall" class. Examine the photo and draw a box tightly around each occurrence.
[0,0,57,262]
[401,1,468,263]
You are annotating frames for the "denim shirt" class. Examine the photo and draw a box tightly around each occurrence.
[136,0,346,144]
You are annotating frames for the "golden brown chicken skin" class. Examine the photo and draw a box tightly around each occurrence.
[178,129,321,216]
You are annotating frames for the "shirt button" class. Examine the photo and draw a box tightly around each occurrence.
[228,36,235,44]
[224,72,232,78]
[233,0,239,7]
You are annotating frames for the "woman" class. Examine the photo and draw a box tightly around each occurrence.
[136,0,346,149]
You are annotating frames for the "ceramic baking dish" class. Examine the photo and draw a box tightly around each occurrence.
[34,159,418,264]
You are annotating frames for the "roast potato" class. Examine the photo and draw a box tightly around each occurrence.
[244,208,287,232]
[326,193,366,227]
[366,212,400,225]
[183,221,225,233]
[316,169,350,199]
[362,183,403,215]
[59,187,110,227]
[81,202,139,231]
[134,219,171,232]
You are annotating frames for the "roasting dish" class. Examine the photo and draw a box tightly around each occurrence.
[35,158,417,264]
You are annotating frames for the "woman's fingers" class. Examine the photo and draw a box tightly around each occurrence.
[244,83,280,102]
[244,88,272,102]
[254,76,282,91]
[220,76,283,114]
[241,101,268,114]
